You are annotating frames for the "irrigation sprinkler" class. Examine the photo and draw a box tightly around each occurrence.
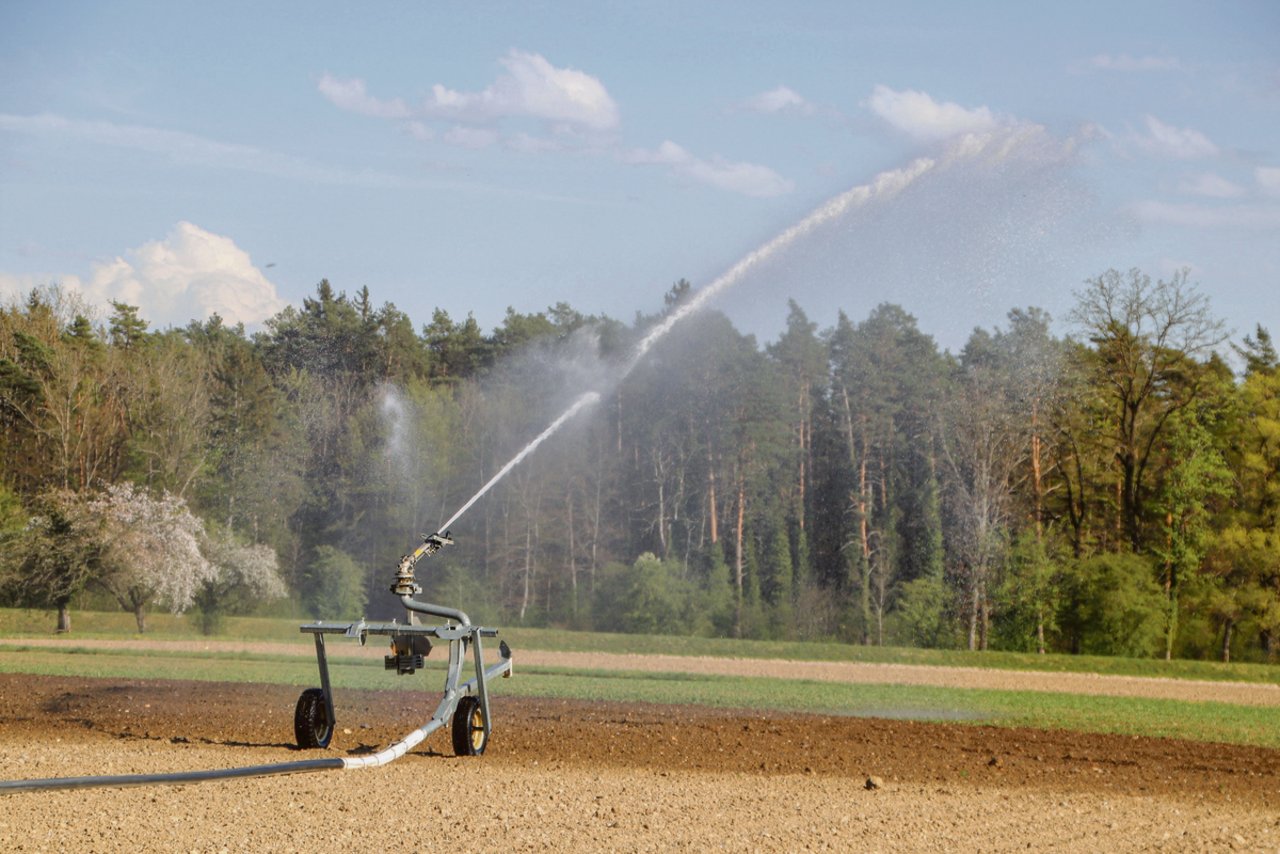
[294,530,513,759]
[0,530,513,794]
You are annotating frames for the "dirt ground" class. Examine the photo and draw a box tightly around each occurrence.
[1,673,1279,851]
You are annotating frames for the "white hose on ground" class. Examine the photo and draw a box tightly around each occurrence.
[341,719,445,769]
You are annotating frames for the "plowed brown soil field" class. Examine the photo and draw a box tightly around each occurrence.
[2,672,1279,851]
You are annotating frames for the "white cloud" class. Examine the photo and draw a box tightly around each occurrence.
[0,223,288,328]
[319,51,619,151]
[865,85,1001,142]
[317,74,410,119]
[1087,53,1180,72]
[742,85,815,116]
[1258,166,1280,196]
[1177,172,1245,198]
[423,50,619,131]
[624,140,794,198]
[1137,115,1219,159]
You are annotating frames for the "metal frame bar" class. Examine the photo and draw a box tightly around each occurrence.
[312,633,335,736]
[299,617,511,755]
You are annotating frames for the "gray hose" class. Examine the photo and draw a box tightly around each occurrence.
[0,757,345,794]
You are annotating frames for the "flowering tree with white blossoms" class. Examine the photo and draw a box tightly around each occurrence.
[194,528,288,633]
[89,482,217,632]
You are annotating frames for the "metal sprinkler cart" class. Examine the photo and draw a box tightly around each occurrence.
[295,531,513,759]
[0,531,514,795]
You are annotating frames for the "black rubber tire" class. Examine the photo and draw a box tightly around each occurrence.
[451,695,488,756]
[294,688,333,749]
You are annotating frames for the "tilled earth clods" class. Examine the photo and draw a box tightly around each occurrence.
[1,673,1278,851]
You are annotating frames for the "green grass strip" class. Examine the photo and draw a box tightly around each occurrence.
[502,627,1280,684]
[2,647,1277,750]
[4,607,1277,686]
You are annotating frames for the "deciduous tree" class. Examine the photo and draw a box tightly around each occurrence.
[89,482,215,632]
[1068,268,1226,551]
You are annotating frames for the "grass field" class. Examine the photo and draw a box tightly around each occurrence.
[3,607,1279,749]
[4,607,1279,683]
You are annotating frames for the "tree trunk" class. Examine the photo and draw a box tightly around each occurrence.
[1036,610,1046,655]
[875,578,885,647]
[1115,477,1124,550]
[519,518,533,622]
[734,473,746,638]
[1122,448,1140,552]
[1062,441,1087,558]
[859,560,872,647]
[1221,619,1233,663]
[980,584,990,652]
[1163,511,1176,661]
[615,389,623,454]
[649,445,675,561]
[875,459,891,647]
[707,445,719,545]
[134,603,148,634]
[797,381,809,532]
[567,494,578,620]
[968,580,979,651]
[1031,402,1043,539]
[55,597,72,634]
[858,449,872,645]
[590,462,603,589]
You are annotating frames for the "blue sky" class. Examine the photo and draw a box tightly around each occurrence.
[2,1,1277,352]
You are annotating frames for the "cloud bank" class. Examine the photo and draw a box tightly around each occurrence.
[320,50,620,133]
[623,141,795,198]
[428,50,620,131]
[316,75,411,119]
[742,85,816,116]
[0,223,288,328]
[865,85,1002,142]
[319,49,794,198]
[1137,115,1219,159]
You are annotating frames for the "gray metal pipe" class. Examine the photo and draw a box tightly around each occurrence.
[399,594,470,627]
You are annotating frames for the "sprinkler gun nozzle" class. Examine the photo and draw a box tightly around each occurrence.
[390,531,454,596]
[426,530,453,549]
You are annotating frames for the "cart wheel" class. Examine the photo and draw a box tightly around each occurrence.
[451,695,488,756]
[294,688,333,749]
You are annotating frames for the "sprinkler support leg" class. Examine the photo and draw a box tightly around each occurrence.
[472,628,492,742]
[313,633,336,735]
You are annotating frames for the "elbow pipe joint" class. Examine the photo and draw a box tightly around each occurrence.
[399,594,471,628]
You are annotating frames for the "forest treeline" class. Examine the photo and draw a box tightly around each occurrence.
[1,270,1277,662]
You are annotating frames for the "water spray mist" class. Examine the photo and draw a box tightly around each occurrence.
[439,390,601,532]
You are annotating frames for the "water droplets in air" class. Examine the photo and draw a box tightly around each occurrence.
[438,124,1098,530]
